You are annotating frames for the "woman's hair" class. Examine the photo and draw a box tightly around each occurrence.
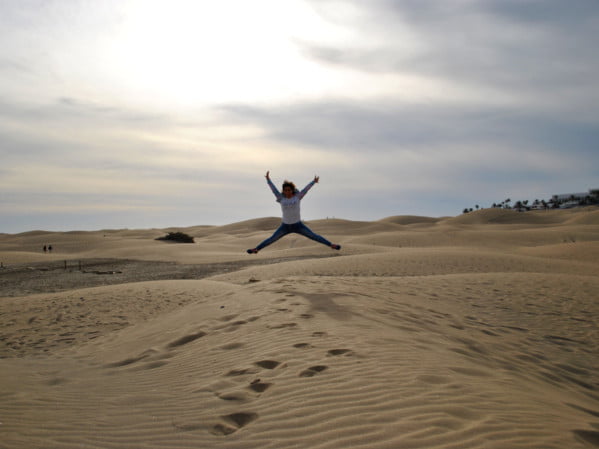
[282,180,297,192]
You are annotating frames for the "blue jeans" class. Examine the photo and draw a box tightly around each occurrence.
[256,221,332,250]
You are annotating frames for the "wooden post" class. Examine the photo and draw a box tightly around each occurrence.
[64,260,67,270]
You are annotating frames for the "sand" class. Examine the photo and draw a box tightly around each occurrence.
[1,207,598,448]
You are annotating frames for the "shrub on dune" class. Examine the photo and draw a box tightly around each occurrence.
[156,232,195,243]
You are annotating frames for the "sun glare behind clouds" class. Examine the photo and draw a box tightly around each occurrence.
[105,0,356,107]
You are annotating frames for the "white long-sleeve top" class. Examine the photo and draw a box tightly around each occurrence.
[267,178,316,224]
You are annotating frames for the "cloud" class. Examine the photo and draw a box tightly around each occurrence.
[219,99,599,156]
[302,0,599,109]
[0,92,287,232]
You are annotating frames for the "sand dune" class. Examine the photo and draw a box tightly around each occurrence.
[1,207,599,448]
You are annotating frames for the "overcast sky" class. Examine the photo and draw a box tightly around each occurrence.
[2,0,598,232]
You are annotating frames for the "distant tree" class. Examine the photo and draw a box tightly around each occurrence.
[475,204,480,210]
[462,208,470,214]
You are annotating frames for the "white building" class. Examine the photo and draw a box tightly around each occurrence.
[551,189,598,208]
[552,192,589,202]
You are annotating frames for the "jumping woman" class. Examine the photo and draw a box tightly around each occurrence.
[247,171,341,254]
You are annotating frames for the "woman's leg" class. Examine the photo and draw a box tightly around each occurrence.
[253,223,291,251]
[293,222,334,247]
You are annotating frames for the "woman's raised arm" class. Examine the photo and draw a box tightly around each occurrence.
[265,170,281,199]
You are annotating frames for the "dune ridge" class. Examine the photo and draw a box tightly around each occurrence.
[1,207,598,448]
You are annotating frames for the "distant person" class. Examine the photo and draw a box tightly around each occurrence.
[48,245,53,252]
[43,245,47,253]
[247,171,341,254]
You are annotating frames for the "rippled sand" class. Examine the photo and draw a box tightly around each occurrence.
[1,207,598,448]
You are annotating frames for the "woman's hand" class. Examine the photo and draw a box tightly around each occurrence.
[265,171,270,180]
[313,175,320,183]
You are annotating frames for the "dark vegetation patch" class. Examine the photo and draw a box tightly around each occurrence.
[156,232,195,243]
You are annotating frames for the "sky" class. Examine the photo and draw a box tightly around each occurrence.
[1,0,598,233]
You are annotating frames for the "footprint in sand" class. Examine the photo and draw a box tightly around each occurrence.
[220,342,245,350]
[248,379,271,393]
[217,391,251,402]
[212,412,259,436]
[299,365,328,377]
[106,348,161,368]
[268,322,298,329]
[225,368,258,377]
[231,320,248,326]
[166,331,206,349]
[254,360,281,369]
[220,321,248,332]
[327,348,354,356]
[215,378,271,400]
[572,429,599,447]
